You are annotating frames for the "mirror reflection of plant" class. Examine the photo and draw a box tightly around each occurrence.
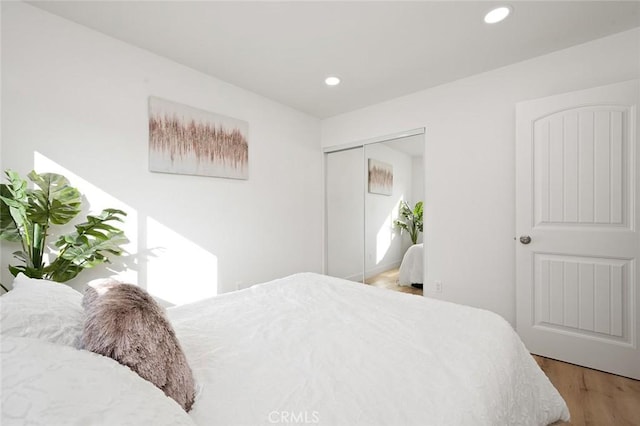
[0,170,127,291]
[394,200,423,245]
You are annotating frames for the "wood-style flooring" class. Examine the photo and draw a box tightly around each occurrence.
[364,267,422,296]
[368,269,640,425]
[534,355,640,426]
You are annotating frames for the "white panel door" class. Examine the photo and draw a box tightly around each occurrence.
[516,80,640,379]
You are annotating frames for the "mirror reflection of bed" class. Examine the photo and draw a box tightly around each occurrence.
[325,130,425,296]
[364,225,423,296]
[398,242,424,288]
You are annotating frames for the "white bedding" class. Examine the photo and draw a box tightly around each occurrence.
[1,336,195,426]
[168,272,569,425]
[398,243,424,285]
[1,272,568,425]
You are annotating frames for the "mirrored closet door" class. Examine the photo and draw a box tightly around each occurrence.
[324,129,425,288]
[325,146,365,281]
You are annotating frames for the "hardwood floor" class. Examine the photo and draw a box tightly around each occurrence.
[534,355,640,425]
[363,267,423,296]
[371,278,640,425]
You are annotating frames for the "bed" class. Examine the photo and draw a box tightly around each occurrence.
[1,272,569,425]
[398,243,424,286]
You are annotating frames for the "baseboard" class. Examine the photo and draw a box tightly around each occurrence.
[365,260,402,280]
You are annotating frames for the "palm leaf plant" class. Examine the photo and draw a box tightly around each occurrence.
[0,170,127,291]
[394,200,423,245]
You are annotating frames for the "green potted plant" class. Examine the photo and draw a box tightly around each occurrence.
[394,200,423,245]
[0,170,127,292]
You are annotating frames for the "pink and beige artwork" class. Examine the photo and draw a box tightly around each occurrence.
[149,97,249,179]
[368,159,393,195]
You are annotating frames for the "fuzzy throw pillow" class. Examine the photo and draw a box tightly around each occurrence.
[80,280,195,411]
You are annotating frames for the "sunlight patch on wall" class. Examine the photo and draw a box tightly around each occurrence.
[375,214,393,264]
[375,196,402,264]
[146,216,218,305]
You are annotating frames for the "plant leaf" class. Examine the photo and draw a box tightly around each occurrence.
[8,264,25,277]
[49,208,128,282]
[27,171,81,225]
[0,185,21,242]
[12,251,27,262]
[45,261,84,283]
[8,263,44,279]
[1,171,32,249]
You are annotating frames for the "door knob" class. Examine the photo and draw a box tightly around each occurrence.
[519,235,532,245]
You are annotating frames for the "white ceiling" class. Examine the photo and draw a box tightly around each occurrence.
[28,1,640,119]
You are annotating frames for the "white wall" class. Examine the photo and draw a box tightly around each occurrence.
[321,28,640,325]
[1,3,323,303]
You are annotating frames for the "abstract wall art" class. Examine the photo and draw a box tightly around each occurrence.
[149,97,249,179]
[368,158,393,195]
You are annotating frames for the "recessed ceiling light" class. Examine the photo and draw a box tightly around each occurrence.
[325,76,341,86]
[484,6,511,24]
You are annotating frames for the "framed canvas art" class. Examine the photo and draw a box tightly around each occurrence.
[368,159,393,195]
[149,97,249,179]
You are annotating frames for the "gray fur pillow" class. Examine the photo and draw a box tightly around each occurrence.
[80,280,195,411]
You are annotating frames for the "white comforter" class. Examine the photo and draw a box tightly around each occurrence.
[398,243,424,285]
[1,336,195,426]
[169,272,569,425]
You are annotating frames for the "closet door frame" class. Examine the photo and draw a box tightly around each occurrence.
[323,127,426,282]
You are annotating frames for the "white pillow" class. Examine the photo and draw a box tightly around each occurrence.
[1,336,196,426]
[0,273,84,346]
